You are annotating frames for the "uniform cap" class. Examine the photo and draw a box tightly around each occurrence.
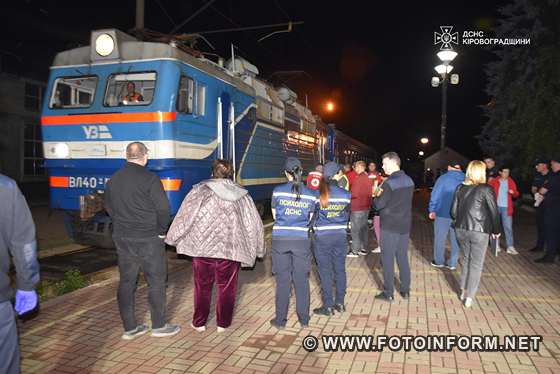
[323,161,341,179]
[284,157,302,171]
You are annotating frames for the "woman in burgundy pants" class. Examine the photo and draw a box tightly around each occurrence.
[166,160,265,332]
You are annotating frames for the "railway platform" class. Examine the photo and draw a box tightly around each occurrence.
[18,191,560,373]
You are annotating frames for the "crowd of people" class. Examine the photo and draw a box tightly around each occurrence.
[1,140,559,373]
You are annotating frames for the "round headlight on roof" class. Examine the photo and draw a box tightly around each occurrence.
[95,33,114,57]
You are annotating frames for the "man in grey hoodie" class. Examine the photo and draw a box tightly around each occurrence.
[0,173,39,374]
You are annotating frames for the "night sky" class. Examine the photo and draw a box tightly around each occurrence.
[2,0,510,160]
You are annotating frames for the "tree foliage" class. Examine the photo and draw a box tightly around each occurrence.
[479,0,560,180]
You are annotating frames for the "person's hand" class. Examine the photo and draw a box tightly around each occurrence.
[539,187,548,195]
[374,188,383,197]
[509,189,515,195]
[491,233,501,239]
[15,290,38,315]
[429,212,436,220]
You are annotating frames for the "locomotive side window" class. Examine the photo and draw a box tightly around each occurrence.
[104,71,156,107]
[49,76,97,109]
[176,75,194,113]
[195,83,206,116]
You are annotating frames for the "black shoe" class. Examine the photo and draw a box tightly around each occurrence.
[313,306,335,316]
[445,264,457,271]
[334,303,346,313]
[270,319,285,329]
[535,257,554,264]
[431,260,445,268]
[358,249,368,256]
[529,246,543,252]
[400,291,410,299]
[374,292,394,302]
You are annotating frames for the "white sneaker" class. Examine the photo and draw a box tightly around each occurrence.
[372,246,381,253]
[190,323,206,333]
[217,326,227,333]
[459,290,465,301]
[464,297,473,308]
[506,246,518,255]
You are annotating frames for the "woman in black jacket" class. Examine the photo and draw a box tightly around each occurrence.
[451,160,501,308]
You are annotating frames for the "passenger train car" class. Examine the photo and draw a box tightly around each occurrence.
[41,29,375,247]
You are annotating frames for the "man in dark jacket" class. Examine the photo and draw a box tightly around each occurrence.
[535,155,560,263]
[428,162,465,269]
[105,142,180,339]
[0,173,39,374]
[373,152,415,301]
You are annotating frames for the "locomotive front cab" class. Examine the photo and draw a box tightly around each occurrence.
[42,30,186,247]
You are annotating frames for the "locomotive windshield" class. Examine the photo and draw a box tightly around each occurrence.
[104,71,156,106]
[49,76,97,109]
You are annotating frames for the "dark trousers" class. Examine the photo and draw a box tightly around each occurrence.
[455,229,489,298]
[192,257,240,328]
[271,238,311,326]
[544,206,560,260]
[536,205,546,249]
[114,236,167,331]
[313,234,347,307]
[0,301,19,374]
[350,211,369,253]
[380,230,411,296]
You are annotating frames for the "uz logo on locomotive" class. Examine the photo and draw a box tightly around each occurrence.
[82,125,112,139]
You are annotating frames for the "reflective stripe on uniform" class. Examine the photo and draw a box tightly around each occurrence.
[272,192,317,201]
[315,225,348,231]
[273,226,310,231]
[327,198,351,203]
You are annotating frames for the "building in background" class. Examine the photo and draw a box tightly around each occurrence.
[423,147,469,186]
[0,71,48,202]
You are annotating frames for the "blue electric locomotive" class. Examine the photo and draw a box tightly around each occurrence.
[41,29,375,247]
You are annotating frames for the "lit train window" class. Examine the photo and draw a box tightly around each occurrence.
[104,71,156,107]
[49,76,97,109]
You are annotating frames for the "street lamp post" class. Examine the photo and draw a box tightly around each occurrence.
[432,50,459,150]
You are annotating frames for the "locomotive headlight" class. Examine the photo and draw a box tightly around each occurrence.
[51,143,70,158]
[95,33,115,57]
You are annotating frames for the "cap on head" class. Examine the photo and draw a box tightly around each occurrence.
[284,157,302,172]
[535,157,550,165]
[323,161,341,179]
[448,160,462,170]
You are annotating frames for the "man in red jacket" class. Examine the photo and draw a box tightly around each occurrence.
[489,166,520,254]
[348,161,373,257]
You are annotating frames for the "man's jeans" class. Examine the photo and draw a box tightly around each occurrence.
[433,216,460,267]
[350,211,369,253]
[498,207,514,248]
[114,236,168,331]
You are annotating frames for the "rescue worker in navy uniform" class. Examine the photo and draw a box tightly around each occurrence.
[312,162,352,315]
[535,155,560,263]
[373,152,415,301]
[270,157,316,328]
[0,173,40,374]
